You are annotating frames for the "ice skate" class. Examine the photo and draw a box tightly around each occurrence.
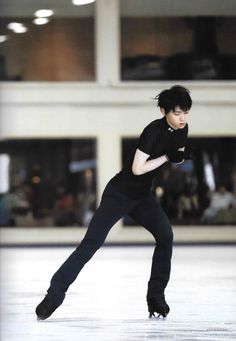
[147,294,170,318]
[35,293,65,321]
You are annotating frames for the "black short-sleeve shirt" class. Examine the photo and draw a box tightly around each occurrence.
[109,116,188,199]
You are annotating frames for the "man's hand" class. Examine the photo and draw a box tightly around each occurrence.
[184,146,195,161]
[166,150,185,164]
[166,148,194,164]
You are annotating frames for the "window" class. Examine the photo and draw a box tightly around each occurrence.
[121,17,236,81]
[0,14,95,81]
[122,137,236,225]
[0,139,97,227]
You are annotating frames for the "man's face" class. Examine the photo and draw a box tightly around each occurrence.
[165,106,190,130]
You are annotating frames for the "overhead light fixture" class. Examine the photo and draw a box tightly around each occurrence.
[0,35,8,43]
[35,9,54,18]
[33,17,49,25]
[72,0,95,5]
[7,22,23,31]
[7,22,28,33]
[14,26,28,33]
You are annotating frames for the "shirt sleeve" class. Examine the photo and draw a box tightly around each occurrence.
[137,125,156,155]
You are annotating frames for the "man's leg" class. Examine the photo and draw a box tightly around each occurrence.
[36,185,139,320]
[128,194,173,316]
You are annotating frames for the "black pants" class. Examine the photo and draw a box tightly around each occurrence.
[48,181,173,302]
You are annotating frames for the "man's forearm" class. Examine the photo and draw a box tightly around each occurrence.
[135,155,168,175]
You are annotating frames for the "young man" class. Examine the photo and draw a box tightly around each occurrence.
[36,85,192,320]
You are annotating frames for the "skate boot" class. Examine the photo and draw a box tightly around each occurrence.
[35,292,65,321]
[147,294,170,318]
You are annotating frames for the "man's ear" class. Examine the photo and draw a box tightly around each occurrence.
[160,107,166,116]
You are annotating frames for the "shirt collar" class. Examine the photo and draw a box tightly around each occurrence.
[163,116,176,132]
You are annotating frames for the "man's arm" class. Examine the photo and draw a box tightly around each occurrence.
[132,149,168,176]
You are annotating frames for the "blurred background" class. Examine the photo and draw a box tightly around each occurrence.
[0,0,236,245]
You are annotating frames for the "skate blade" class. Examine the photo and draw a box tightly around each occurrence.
[149,312,168,319]
[37,315,47,321]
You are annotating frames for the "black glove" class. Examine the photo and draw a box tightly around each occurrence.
[184,146,195,161]
[166,148,195,164]
[166,150,184,163]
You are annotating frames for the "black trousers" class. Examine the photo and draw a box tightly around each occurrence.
[48,181,173,302]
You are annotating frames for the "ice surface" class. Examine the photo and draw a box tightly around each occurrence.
[1,245,236,341]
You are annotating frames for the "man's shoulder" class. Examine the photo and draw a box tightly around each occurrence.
[143,118,162,131]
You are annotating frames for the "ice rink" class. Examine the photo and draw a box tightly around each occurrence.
[1,245,236,341]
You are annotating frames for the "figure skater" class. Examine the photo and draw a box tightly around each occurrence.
[36,85,192,320]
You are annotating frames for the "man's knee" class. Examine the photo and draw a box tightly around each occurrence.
[156,228,173,246]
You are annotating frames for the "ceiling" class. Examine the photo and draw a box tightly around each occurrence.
[0,0,236,17]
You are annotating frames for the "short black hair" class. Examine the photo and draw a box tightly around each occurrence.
[155,85,192,114]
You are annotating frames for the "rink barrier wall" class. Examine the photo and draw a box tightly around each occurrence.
[0,226,236,246]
